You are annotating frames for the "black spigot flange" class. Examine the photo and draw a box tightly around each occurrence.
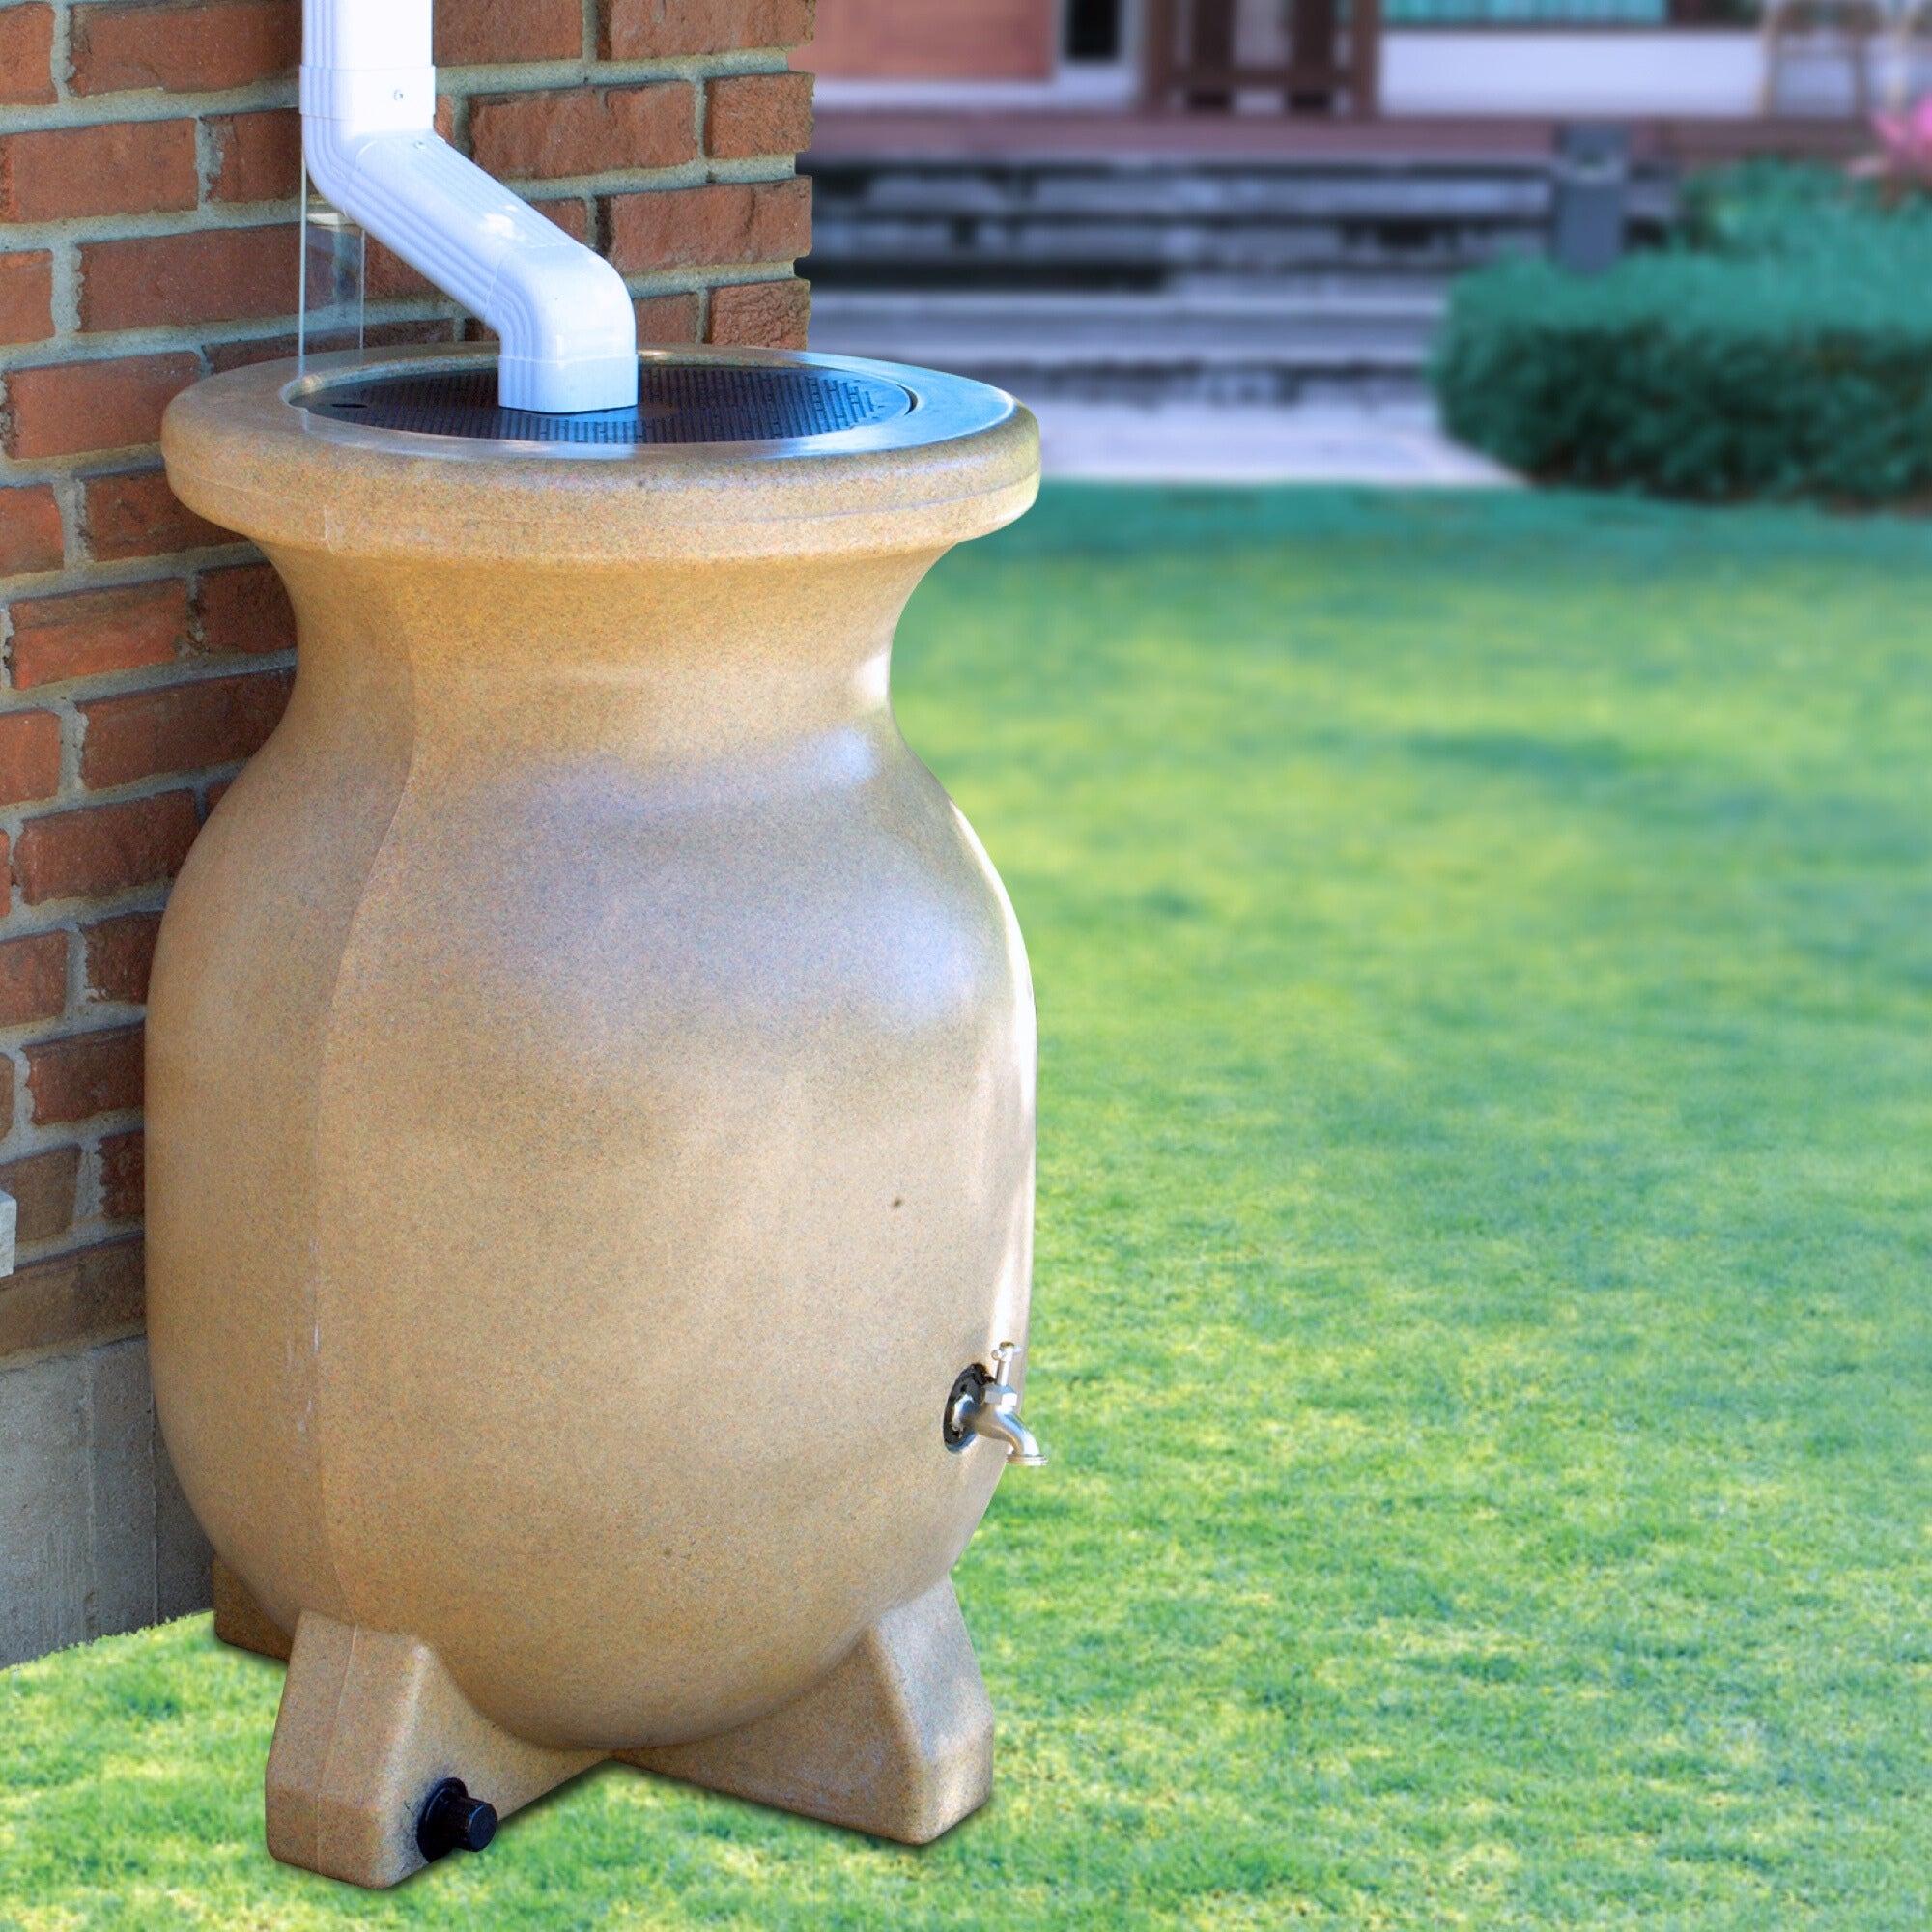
[943,1364,991,1450]
[416,1778,497,1862]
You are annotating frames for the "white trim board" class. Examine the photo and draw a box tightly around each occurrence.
[1382,30,1863,119]
[810,67,1139,111]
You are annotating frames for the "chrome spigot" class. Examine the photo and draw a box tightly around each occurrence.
[946,1342,1046,1467]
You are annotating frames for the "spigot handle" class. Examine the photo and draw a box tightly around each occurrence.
[991,1341,1017,1385]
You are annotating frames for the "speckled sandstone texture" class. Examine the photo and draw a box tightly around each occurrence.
[151,347,1040,1888]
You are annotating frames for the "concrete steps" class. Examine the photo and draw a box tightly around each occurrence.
[802,151,1672,401]
[807,158,1575,284]
[809,281,1445,404]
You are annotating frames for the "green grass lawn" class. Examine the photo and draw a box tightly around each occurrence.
[7,485,1932,1929]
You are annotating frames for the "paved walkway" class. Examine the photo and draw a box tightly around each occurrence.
[1028,397,1517,487]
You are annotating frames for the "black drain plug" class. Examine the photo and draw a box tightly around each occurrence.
[416,1778,497,1861]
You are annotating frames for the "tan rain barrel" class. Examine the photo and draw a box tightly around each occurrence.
[149,345,1044,1888]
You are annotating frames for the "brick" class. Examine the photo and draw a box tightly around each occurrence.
[14,792,199,905]
[3,355,202,461]
[0,6,54,106]
[81,226,299,334]
[26,1025,142,1124]
[209,109,300,204]
[9,580,187,689]
[204,332,299,372]
[533,198,590,243]
[98,1130,142,1221]
[71,0,299,96]
[196,561,295,655]
[0,253,53,347]
[0,1144,77,1242]
[83,470,232,563]
[708,276,810,350]
[0,1237,143,1362]
[436,0,581,64]
[705,72,814,160]
[204,319,453,374]
[471,84,696,181]
[83,912,159,1005]
[0,121,198,224]
[0,1146,78,1242]
[601,0,813,60]
[0,714,59,811]
[365,239,439,301]
[0,931,68,1028]
[81,669,291,788]
[0,488,62,577]
[635,290,702,344]
[608,178,811,272]
[0,713,61,807]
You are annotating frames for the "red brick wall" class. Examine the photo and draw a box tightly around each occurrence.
[810,0,1055,80]
[0,0,815,1363]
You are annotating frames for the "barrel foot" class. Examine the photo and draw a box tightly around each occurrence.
[264,1610,602,1889]
[616,1576,994,1846]
[214,1564,992,1872]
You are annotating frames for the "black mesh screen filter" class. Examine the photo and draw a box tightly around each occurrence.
[300,362,915,446]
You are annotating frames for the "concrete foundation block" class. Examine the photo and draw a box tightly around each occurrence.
[0,1350,90,1665]
[0,1336,213,1669]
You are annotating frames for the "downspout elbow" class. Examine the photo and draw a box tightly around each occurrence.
[485,233,643,418]
[300,0,639,413]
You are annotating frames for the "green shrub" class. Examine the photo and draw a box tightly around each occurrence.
[1434,167,1932,500]
[1675,158,1871,256]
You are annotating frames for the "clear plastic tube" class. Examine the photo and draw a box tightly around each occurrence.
[298,191,366,372]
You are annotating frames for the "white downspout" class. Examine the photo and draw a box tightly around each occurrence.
[301,0,640,414]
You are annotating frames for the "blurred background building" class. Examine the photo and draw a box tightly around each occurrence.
[794,0,1891,478]
[808,0,1893,120]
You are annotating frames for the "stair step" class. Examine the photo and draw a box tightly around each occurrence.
[810,165,1561,223]
[809,291,1438,401]
[811,286,1447,335]
[803,156,1674,288]
[800,152,1673,402]
[806,218,1534,279]
[910,368,1435,406]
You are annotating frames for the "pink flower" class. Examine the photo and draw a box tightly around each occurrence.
[1873,99,1932,166]
[1855,99,1932,185]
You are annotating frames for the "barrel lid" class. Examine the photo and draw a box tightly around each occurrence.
[299,358,917,451]
[161,346,1039,564]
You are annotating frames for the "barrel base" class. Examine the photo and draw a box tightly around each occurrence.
[215,1563,993,1885]
[617,1574,995,1846]
[264,1609,600,1888]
